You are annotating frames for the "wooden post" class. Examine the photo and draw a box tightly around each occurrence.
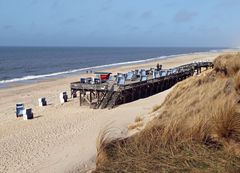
[123,91,126,103]
[150,84,154,95]
[90,91,92,103]
[131,89,135,101]
[79,91,82,106]
[138,87,141,99]
[145,86,148,98]
[97,91,99,105]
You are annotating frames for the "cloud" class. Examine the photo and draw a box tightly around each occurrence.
[61,18,79,25]
[122,11,134,19]
[99,0,112,12]
[2,25,14,30]
[51,0,59,9]
[31,0,38,5]
[140,11,153,19]
[152,22,164,28]
[216,0,240,8]
[174,10,197,23]
[127,25,139,31]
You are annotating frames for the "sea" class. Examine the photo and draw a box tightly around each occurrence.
[0,47,227,87]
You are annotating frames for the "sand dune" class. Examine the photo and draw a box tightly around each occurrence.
[0,50,236,172]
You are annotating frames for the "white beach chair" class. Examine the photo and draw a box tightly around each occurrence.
[23,108,33,120]
[16,103,24,118]
[60,92,68,104]
[38,98,47,106]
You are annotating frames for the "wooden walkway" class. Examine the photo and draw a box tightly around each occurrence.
[70,61,213,109]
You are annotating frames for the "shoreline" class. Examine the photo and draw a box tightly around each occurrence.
[0,48,235,89]
[0,50,239,173]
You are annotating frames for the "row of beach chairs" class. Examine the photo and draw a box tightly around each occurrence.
[115,68,181,85]
[16,92,69,120]
[78,62,200,86]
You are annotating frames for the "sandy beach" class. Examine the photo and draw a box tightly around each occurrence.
[0,50,238,173]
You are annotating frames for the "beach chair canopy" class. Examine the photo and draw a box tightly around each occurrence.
[90,77,101,84]
[117,76,125,85]
[94,72,112,81]
[126,71,134,80]
[94,72,112,75]
[153,70,160,79]
[140,75,147,82]
[138,69,146,76]
[172,68,178,74]
[160,70,167,77]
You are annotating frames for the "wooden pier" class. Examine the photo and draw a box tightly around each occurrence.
[70,61,213,109]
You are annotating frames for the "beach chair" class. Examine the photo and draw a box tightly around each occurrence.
[146,70,151,75]
[85,77,92,84]
[117,73,123,77]
[23,108,33,120]
[126,71,134,80]
[152,71,156,79]
[160,70,167,77]
[60,92,68,104]
[140,69,146,76]
[80,78,86,83]
[140,75,147,82]
[38,98,47,106]
[117,76,125,85]
[90,77,100,84]
[108,76,114,81]
[172,68,177,74]
[16,103,24,117]
[167,70,172,76]
[153,70,160,79]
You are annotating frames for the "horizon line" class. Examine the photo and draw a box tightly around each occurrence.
[0,45,232,48]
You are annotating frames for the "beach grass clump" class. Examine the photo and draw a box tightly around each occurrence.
[213,53,240,76]
[151,104,161,112]
[128,121,144,130]
[134,115,143,123]
[93,53,240,173]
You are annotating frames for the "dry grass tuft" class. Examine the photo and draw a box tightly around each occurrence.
[96,126,124,167]
[234,72,240,95]
[151,104,161,112]
[134,115,143,123]
[94,53,240,173]
[128,121,144,130]
[213,53,240,76]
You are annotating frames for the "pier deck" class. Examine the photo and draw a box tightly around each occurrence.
[70,61,213,109]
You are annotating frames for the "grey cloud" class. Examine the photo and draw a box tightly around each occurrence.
[2,25,14,30]
[129,26,139,31]
[140,11,153,19]
[51,1,59,9]
[100,0,112,12]
[62,18,79,25]
[153,22,164,27]
[174,10,197,23]
[122,11,134,19]
[31,0,38,5]
[124,25,139,31]
[216,0,240,8]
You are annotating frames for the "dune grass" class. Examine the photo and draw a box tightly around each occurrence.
[93,53,240,173]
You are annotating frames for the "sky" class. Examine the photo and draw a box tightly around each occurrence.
[0,0,240,47]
